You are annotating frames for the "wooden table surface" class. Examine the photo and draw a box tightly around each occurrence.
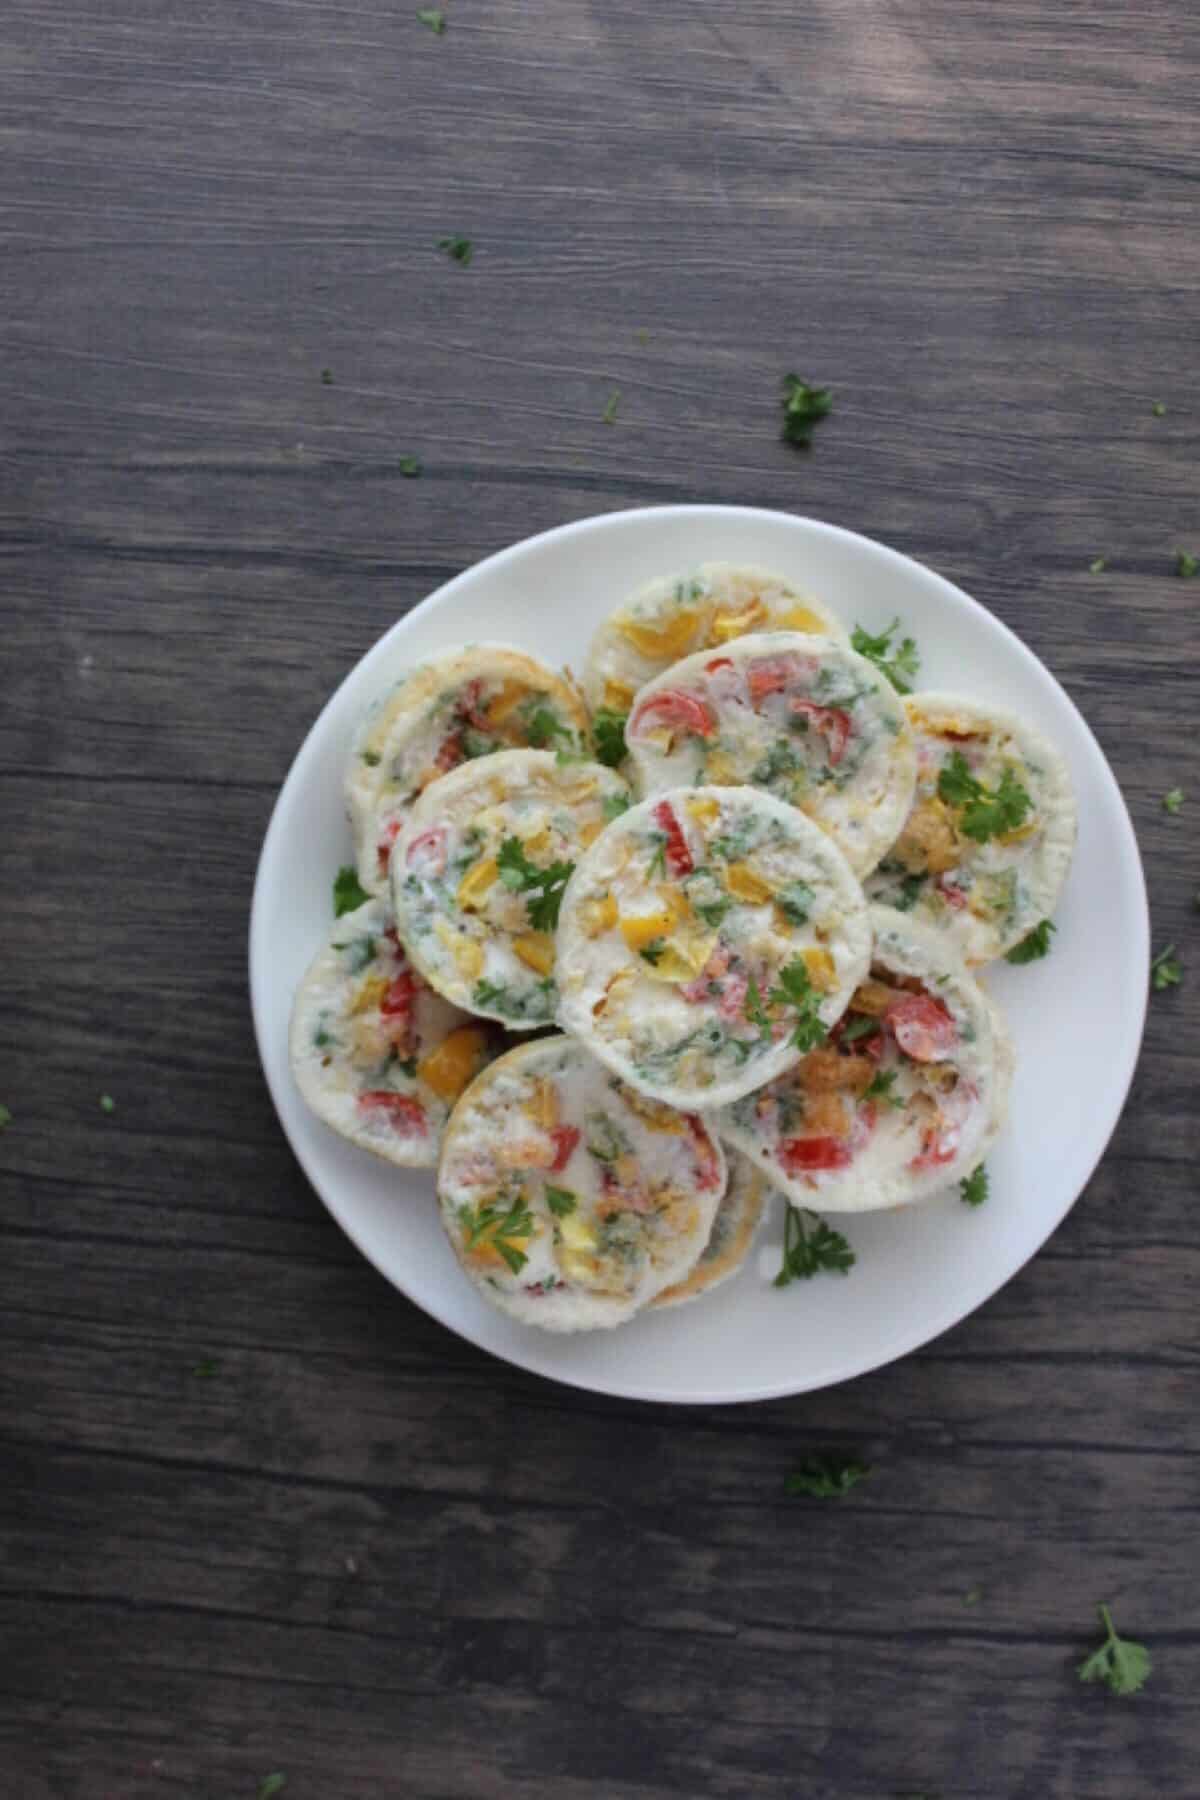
[4,2,1198,1795]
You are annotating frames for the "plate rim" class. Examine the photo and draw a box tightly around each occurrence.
[248,503,1150,1406]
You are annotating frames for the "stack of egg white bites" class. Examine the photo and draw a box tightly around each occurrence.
[290,563,1077,1335]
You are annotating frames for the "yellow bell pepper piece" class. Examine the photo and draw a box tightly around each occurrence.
[523,1077,560,1130]
[485,678,530,726]
[418,1026,489,1102]
[620,903,678,952]
[602,679,636,711]
[513,933,556,976]
[456,858,499,911]
[701,750,741,785]
[724,862,773,905]
[621,1089,688,1133]
[559,1211,596,1253]
[578,819,604,848]
[618,610,705,659]
[777,603,827,634]
[579,893,618,937]
[435,919,485,980]
[350,974,388,1015]
[801,947,837,992]
[685,795,721,825]
[707,598,766,642]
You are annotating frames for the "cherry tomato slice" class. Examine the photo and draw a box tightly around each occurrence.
[790,699,852,766]
[376,818,403,878]
[778,1135,854,1174]
[629,689,717,742]
[651,800,694,877]
[887,994,958,1062]
[548,1125,581,1173]
[405,826,448,877]
[357,1091,427,1134]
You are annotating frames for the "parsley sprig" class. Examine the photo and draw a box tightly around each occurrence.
[775,1205,855,1287]
[497,836,575,931]
[850,617,921,694]
[1006,919,1055,964]
[785,1453,871,1498]
[959,1164,988,1207]
[1077,1604,1152,1697]
[462,1197,534,1275]
[780,374,832,448]
[937,750,1032,842]
[438,233,473,265]
[1163,787,1184,815]
[591,707,628,768]
[333,864,371,917]
[1151,944,1182,992]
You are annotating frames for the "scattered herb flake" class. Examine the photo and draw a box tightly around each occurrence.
[333,864,371,917]
[544,1186,577,1218]
[462,1195,534,1274]
[776,878,815,926]
[0,1104,10,1131]
[780,373,833,448]
[257,1778,287,1800]
[99,1094,116,1115]
[496,836,574,931]
[785,1452,870,1498]
[592,707,628,768]
[1088,557,1107,574]
[602,388,620,425]
[1152,401,1166,417]
[770,959,828,1053]
[438,234,473,266]
[841,1015,880,1045]
[864,1069,903,1109]
[850,617,921,694]
[602,791,631,822]
[1176,550,1199,579]
[193,1358,217,1379]
[319,368,333,385]
[1151,944,1182,992]
[417,6,446,31]
[1005,918,1056,964]
[399,455,423,477]
[523,703,570,748]
[361,749,381,767]
[1077,1604,1151,1697]
[775,1205,855,1287]
[1163,787,1184,815]
[959,1164,988,1207]
[963,1586,983,1606]
[937,751,1032,842]
[638,937,667,966]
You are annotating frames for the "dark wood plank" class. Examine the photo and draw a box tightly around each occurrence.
[2,1,1199,1796]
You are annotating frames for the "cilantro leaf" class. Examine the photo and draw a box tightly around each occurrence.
[1077,1604,1152,1697]
[544,1186,577,1218]
[1088,556,1107,574]
[592,707,628,768]
[1152,401,1166,416]
[1151,944,1182,992]
[496,836,575,931]
[892,871,926,912]
[473,977,556,1021]
[360,749,381,767]
[850,617,921,695]
[840,1015,881,1045]
[937,751,1032,842]
[1005,919,1056,964]
[1163,787,1184,815]
[333,864,371,917]
[462,1196,534,1274]
[959,1164,988,1207]
[99,1094,116,1115]
[780,374,833,448]
[0,1103,10,1131]
[399,455,422,477]
[602,388,620,425]
[257,1779,287,1800]
[776,879,815,925]
[864,1069,903,1108]
[320,368,333,385]
[416,7,446,31]
[522,702,570,748]
[1175,550,1198,579]
[774,1205,855,1287]
[438,234,473,266]
[193,1358,217,1378]
[785,1452,870,1498]
[769,959,828,1052]
[638,937,667,966]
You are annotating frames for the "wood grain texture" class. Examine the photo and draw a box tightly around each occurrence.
[2,1,1199,1795]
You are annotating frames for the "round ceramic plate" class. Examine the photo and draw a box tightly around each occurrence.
[249,506,1148,1405]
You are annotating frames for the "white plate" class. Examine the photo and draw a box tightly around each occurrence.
[249,506,1148,1405]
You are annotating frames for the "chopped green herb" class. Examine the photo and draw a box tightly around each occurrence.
[1077,1604,1151,1697]
[0,1103,10,1132]
[1151,401,1166,417]
[646,836,667,879]
[1088,557,1107,575]
[416,6,446,30]
[892,871,926,912]
[473,976,556,1021]
[320,368,333,385]
[399,455,423,477]
[776,879,815,925]
[1163,787,1184,815]
[1005,918,1056,964]
[770,959,828,1053]
[99,1094,116,1115]
[841,1015,880,1045]
[602,388,620,425]
[937,751,1032,842]
[522,702,570,748]
[775,1205,855,1287]
[1175,550,1198,579]
[361,749,381,767]
[584,1111,628,1164]
[395,1056,419,1078]
[959,1164,988,1207]
[635,327,650,345]
[193,1358,217,1379]
[462,1196,534,1275]
[592,707,628,768]
[333,864,371,917]
[850,617,921,694]
[780,373,833,448]
[602,791,631,822]
[864,1069,903,1109]
[963,1586,983,1606]
[438,234,473,266]
[785,1453,870,1498]
[497,835,574,931]
[1151,944,1182,991]
[545,1186,577,1218]
[257,1778,287,1800]
[638,937,667,966]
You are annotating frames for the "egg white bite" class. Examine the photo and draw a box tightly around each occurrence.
[651,1148,768,1309]
[625,631,916,878]
[438,1034,727,1332]
[289,897,501,1167]
[346,645,591,895]
[716,905,1014,1213]
[556,785,871,1109]
[391,748,631,1029]
[582,563,848,761]
[866,691,1076,965]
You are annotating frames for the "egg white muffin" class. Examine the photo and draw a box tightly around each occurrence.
[391,748,631,1029]
[347,645,591,895]
[438,1035,727,1331]
[583,564,848,765]
[556,785,871,1108]
[625,631,916,877]
[717,905,1014,1212]
[866,692,1076,964]
[651,1148,768,1309]
[290,897,500,1166]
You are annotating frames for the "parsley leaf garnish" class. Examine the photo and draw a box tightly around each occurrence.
[361,749,381,767]
[0,1103,10,1131]
[1005,918,1056,964]
[959,1164,988,1207]
[892,871,926,911]
[785,1453,871,1498]
[1077,1604,1152,1697]
[99,1093,116,1115]
[333,864,371,917]
[438,233,473,265]
[1088,556,1107,574]
[770,959,828,1052]
[399,455,422,477]
[841,1015,880,1045]
[602,791,631,822]
[462,1196,535,1274]
[193,1357,217,1378]
[1152,401,1166,417]
[320,368,333,385]
[1151,944,1182,992]
[523,702,570,748]
[850,617,921,694]
[416,7,446,30]
[602,388,620,425]
[544,1186,576,1218]
[638,937,667,966]
[780,374,832,448]
[775,1205,855,1287]
[1163,787,1184,814]
[864,1069,903,1108]
[776,879,815,925]
[257,1778,287,1800]
[937,751,1032,842]
[1175,550,1198,579]
[591,707,628,768]
[497,836,574,931]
